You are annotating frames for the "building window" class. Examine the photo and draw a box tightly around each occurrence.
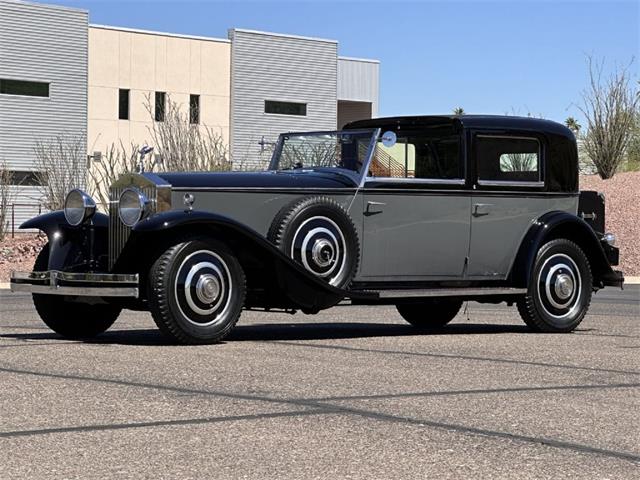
[5,170,43,186]
[265,100,307,116]
[190,95,200,124]
[0,79,49,97]
[155,91,166,122]
[118,89,129,120]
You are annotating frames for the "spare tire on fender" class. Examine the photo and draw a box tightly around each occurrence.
[267,196,360,289]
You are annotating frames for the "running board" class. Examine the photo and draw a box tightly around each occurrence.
[369,287,527,299]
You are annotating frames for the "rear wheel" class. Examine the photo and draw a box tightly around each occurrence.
[32,244,121,339]
[396,299,462,328]
[148,237,246,344]
[517,239,592,332]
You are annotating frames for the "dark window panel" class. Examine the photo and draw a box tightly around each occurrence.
[118,89,130,120]
[6,170,44,186]
[190,94,200,124]
[0,79,49,97]
[476,136,541,183]
[265,100,307,116]
[373,130,463,180]
[155,91,166,122]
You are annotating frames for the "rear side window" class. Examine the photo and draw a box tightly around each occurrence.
[476,136,542,184]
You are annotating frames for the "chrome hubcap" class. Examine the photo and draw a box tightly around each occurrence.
[174,250,233,327]
[554,273,574,300]
[312,238,335,268]
[537,253,582,320]
[195,274,220,304]
[291,216,347,286]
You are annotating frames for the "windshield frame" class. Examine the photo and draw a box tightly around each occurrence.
[268,128,380,185]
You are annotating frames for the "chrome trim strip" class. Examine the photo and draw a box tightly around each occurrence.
[477,180,545,188]
[171,187,357,192]
[475,134,541,141]
[10,271,139,298]
[375,287,527,299]
[10,284,139,297]
[365,177,466,185]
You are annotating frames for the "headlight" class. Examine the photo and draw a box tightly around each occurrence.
[118,188,151,227]
[64,189,96,226]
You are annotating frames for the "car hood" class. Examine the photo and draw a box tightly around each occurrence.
[156,170,358,189]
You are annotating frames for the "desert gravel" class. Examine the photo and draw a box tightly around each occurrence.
[580,172,639,275]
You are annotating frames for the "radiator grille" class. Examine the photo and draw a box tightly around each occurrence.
[108,184,157,270]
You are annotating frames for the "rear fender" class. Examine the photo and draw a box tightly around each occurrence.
[122,210,355,310]
[20,211,109,271]
[510,211,620,289]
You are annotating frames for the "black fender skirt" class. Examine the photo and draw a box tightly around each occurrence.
[510,211,623,289]
[130,210,375,311]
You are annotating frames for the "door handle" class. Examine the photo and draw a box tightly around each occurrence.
[365,201,386,216]
[472,203,492,217]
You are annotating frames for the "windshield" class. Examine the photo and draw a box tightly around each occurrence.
[269,129,378,175]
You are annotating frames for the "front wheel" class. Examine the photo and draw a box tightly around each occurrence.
[32,244,121,339]
[148,237,246,344]
[517,239,592,332]
[396,299,462,328]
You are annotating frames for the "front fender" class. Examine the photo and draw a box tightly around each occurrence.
[125,210,370,310]
[510,211,621,289]
[20,211,109,271]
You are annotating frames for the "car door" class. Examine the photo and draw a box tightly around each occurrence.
[467,133,573,279]
[358,130,471,280]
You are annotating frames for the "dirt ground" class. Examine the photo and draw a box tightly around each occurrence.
[580,171,640,276]
[0,234,46,284]
[0,173,637,282]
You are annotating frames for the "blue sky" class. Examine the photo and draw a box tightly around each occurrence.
[40,0,639,125]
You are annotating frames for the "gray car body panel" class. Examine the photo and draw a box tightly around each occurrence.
[468,194,579,279]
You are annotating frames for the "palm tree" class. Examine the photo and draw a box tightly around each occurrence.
[565,116,581,133]
[453,107,465,116]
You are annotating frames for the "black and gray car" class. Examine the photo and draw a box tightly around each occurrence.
[11,115,623,344]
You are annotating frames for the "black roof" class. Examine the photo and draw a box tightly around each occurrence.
[345,114,578,193]
[345,115,574,139]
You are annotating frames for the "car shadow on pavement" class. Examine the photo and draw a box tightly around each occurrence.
[1,322,531,346]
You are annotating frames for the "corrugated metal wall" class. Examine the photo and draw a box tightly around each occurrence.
[0,0,88,227]
[337,100,372,129]
[337,57,379,117]
[229,29,338,170]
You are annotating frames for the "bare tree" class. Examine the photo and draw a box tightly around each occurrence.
[143,94,231,172]
[87,142,142,209]
[578,57,639,179]
[0,161,16,241]
[33,133,86,210]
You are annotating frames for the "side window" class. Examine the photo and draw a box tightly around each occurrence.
[476,136,542,184]
[371,133,462,180]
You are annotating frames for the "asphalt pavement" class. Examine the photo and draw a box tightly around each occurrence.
[0,287,638,479]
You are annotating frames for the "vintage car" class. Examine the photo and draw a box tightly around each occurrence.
[10,115,623,344]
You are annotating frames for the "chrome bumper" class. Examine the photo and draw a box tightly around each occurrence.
[10,271,139,298]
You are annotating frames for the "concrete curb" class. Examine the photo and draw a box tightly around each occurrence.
[0,283,9,290]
